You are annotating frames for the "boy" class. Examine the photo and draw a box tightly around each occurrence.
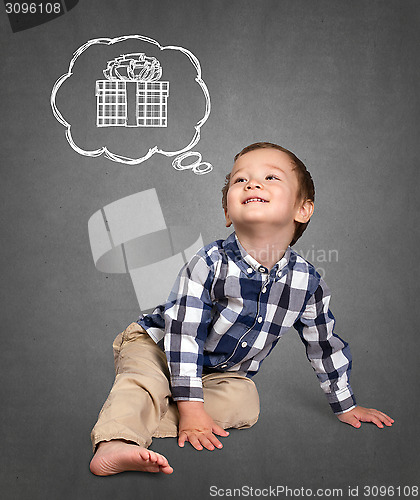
[89,142,393,476]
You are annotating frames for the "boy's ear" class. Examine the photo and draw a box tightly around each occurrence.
[294,199,314,224]
[224,209,232,227]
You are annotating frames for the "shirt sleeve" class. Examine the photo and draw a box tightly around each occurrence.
[163,253,214,402]
[294,278,356,414]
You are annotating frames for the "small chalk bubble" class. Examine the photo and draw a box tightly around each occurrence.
[172,151,213,175]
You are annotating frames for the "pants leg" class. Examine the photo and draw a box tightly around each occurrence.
[90,322,172,451]
[153,372,260,437]
[203,372,260,428]
[91,323,260,450]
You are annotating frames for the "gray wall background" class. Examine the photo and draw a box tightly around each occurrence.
[1,1,419,498]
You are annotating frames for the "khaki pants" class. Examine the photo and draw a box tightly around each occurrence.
[91,322,260,451]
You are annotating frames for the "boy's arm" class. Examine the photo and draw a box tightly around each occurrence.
[294,278,356,414]
[294,278,393,428]
[164,254,212,402]
[164,253,229,448]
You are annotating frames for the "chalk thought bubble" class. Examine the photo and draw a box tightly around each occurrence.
[51,35,211,169]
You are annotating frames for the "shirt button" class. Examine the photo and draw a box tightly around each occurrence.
[247,267,253,274]
[241,341,248,348]
[259,266,266,273]
[221,364,228,369]
[262,287,267,293]
[257,316,263,323]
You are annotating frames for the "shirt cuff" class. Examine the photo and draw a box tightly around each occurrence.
[325,386,357,414]
[170,376,204,402]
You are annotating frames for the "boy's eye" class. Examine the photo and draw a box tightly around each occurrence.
[234,177,246,183]
[266,174,280,180]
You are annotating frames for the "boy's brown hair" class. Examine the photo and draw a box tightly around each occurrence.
[222,142,315,246]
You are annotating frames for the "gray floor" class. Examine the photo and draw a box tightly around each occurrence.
[3,328,416,499]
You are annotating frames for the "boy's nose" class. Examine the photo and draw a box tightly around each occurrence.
[246,180,261,189]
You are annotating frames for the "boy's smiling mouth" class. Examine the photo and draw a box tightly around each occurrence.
[243,197,268,204]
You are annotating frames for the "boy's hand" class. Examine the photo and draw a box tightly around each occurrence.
[337,406,394,428]
[177,401,229,451]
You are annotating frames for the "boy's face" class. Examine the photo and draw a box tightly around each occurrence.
[225,148,313,233]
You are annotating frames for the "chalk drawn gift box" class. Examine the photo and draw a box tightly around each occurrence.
[95,53,169,127]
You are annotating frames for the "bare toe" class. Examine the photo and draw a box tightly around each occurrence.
[90,440,173,476]
[160,463,174,475]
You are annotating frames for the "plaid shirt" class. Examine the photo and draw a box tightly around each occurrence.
[139,232,356,414]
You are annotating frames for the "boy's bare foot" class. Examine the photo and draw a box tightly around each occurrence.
[89,440,173,476]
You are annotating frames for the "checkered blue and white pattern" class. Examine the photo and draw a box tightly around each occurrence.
[138,232,356,414]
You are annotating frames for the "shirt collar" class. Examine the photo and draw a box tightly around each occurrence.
[222,232,293,278]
